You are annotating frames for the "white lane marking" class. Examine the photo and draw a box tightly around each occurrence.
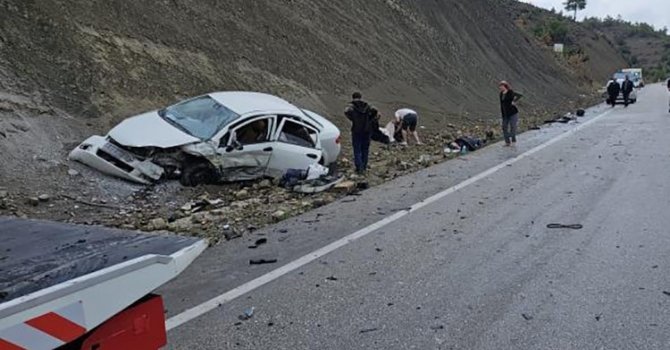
[166,108,614,331]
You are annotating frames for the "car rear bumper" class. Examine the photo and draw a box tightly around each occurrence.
[69,135,164,184]
[322,142,341,165]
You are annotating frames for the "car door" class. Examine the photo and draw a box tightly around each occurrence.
[214,115,276,181]
[265,116,323,178]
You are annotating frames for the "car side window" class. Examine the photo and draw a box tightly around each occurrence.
[278,119,316,148]
[233,117,273,145]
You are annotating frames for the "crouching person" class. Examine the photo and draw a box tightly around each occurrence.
[394,108,423,146]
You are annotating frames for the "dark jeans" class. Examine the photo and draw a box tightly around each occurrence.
[502,114,518,144]
[623,92,631,106]
[608,94,618,106]
[351,132,371,173]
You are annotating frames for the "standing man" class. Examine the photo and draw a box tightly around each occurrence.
[606,77,620,107]
[666,77,670,113]
[394,108,423,146]
[499,81,523,147]
[345,92,377,174]
[621,75,634,107]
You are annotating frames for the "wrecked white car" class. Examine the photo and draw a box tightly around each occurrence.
[69,92,341,186]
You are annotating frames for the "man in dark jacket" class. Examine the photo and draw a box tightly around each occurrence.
[606,78,620,107]
[344,92,377,174]
[621,75,635,107]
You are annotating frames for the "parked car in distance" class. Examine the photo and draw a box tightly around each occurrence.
[70,92,341,186]
[621,68,644,88]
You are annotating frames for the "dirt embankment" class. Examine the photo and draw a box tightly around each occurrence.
[1,0,595,123]
[0,0,624,242]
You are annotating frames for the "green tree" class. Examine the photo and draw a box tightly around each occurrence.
[564,0,587,20]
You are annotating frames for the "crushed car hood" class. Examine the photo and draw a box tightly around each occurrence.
[107,111,200,148]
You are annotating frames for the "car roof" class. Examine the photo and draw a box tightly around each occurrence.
[208,91,301,115]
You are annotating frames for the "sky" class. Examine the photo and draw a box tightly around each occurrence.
[520,0,669,30]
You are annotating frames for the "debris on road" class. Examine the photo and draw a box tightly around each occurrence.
[239,307,255,320]
[248,238,268,249]
[662,291,670,297]
[249,258,278,265]
[360,328,379,334]
[223,225,243,241]
[325,276,338,281]
[334,180,357,194]
[306,163,330,180]
[546,223,583,230]
[292,175,344,194]
[544,114,576,124]
[521,313,533,321]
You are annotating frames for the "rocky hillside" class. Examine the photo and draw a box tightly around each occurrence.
[0,0,597,129]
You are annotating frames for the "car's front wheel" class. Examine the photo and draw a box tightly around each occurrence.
[180,161,217,187]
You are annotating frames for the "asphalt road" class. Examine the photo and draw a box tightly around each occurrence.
[163,85,670,349]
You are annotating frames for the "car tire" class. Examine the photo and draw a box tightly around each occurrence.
[631,99,637,104]
[180,161,217,187]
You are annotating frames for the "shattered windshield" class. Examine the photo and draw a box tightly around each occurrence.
[159,96,239,140]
